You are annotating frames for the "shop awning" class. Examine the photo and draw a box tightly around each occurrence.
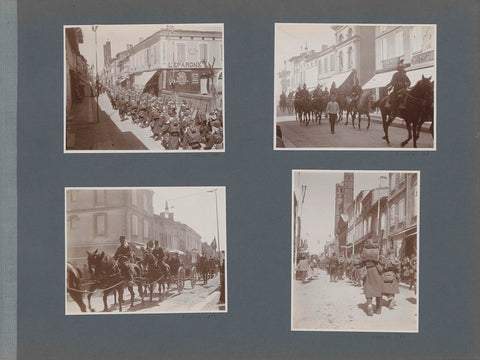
[363,70,396,89]
[133,70,159,89]
[407,66,436,85]
[331,70,354,90]
[363,66,436,90]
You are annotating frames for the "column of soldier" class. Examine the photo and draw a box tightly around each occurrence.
[313,242,417,316]
[106,85,224,150]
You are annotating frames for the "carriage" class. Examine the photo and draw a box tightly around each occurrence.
[165,249,198,293]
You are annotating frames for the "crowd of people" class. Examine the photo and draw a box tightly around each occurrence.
[296,239,417,317]
[104,86,224,150]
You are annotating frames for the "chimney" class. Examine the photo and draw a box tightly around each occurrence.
[322,44,328,51]
[127,44,132,50]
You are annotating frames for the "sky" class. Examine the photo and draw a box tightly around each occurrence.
[275,24,335,70]
[73,24,223,73]
[151,187,226,250]
[294,171,388,255]
[274,24,335,98]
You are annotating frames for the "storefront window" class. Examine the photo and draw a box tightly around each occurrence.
[94,213,106,236]
[176,43,186,62]
[132,215,138,235]
[199,43,208,62]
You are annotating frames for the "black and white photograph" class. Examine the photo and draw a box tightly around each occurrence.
[292,170,419,332]
[65,187,227,314]
[275,24,435,150]
[64,24,224,152]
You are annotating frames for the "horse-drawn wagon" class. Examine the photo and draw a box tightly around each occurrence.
[165,249,198,293]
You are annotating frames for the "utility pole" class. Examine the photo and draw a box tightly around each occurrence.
[214,188,221,260]
[92,25,99,123]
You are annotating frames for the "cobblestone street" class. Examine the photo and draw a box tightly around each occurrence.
[292,270,417,332]
[277,115,434,149]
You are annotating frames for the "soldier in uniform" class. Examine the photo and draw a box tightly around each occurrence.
[113,236,134,261]
[351,77,362,104]
[381,247,401,310]
[328,253,338,282]
[386,59,411,120]
[113,236,134,280]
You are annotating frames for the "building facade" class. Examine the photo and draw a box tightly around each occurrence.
[364,25,436,99]
[284,25,375,94]
[66,189,154,265]
[386,173,419,258]
[153,202,202,254]
[105,27,223,111]
[65,28,91,116]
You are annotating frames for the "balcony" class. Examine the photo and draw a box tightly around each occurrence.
[382,56,401,71]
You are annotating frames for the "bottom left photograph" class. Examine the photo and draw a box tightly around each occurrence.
[65,186,227,314]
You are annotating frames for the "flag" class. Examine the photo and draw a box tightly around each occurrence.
[211,237,217,250]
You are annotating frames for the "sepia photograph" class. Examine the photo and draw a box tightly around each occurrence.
[64,24,224,152]
[275,24,435,150]
[292,170,419,332]
[65,187,227,314]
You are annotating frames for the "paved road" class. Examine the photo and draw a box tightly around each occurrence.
[292,270,417,331]
[67,274,223,314]
[277,115,434,149]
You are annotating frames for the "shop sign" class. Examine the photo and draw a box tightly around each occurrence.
[411,50,434,66]
[176,71,188,85]
[167,61,207,69]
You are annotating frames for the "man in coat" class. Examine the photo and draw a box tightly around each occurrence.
[381,247,401,309]
[361,239,383,316]
[329,253,338,282]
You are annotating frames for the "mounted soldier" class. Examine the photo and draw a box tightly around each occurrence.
[351,76,362,103]
[386,59,411,120]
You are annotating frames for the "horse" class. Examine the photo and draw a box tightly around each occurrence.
[294,87,312,126]
[86,250,142,312]
[342,96,357,126]
[198,257,209,285]
[351,92,375,129]
[141,252,170,302]
[373,76,434,148]
[310,87,326,124]
[66,262,87,312]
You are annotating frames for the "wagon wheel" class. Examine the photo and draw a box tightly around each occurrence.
[177,267,185,293]
[190,267,197,289]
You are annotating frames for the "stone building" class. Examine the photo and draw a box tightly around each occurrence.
[66,189,154,265]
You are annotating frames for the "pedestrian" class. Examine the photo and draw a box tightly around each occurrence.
[361,239,383,316]
[296,255,310,283]
[326,94,340,134]
[381,247,401,309]
[328,253,338,282]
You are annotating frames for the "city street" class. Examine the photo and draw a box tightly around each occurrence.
[277,115,434,149]
[66,93,165,151]
[292,270,417,331]
[67,274,223,313]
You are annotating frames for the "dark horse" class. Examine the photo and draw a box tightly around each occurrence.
[342,96,357,126]
[87,250,143,312]
[294,87,312,126]
[373,76,434,148]
[66,262,87,312]
[351,92,375,129]
[141,252,170,302]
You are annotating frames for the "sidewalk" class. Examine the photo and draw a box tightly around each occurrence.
[66,95,148,151]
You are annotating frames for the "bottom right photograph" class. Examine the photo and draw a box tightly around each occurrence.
[292,170,419,332]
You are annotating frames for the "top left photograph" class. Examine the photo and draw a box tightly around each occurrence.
[64,24,224,152]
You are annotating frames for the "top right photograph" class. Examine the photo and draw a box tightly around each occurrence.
[274,24,436,150]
